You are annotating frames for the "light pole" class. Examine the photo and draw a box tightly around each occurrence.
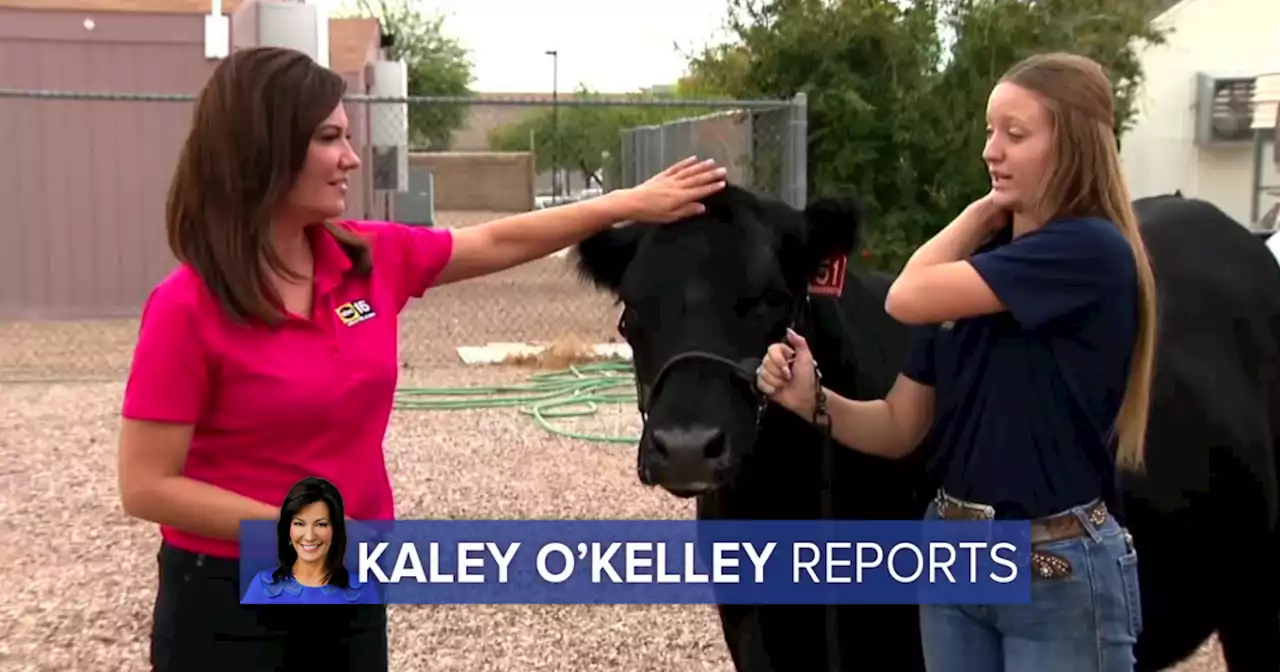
[545,49,559,199]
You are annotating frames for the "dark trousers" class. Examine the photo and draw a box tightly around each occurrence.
[150,541,388,672]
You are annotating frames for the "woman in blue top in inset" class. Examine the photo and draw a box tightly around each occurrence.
[756,52,1158,671]
[242,476,381,605]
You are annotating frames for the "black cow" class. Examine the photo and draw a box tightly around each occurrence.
[573,185,1280,672]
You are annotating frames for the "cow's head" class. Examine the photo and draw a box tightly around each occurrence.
[573,184,861,497]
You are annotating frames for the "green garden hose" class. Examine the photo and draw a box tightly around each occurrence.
[392,360,641,444]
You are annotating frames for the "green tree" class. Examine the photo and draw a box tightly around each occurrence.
[683,0,1170,270]
[677,43,754,97]
[487,87,718,190]
[927,0,1170,233]
[340,0,474,150]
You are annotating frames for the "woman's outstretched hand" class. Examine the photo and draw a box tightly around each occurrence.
[756,328,819,420]
[619,156,728,223]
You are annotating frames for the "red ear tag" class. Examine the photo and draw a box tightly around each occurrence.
[808,253,847,297]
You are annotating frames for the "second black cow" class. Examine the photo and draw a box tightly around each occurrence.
[573,184,1280,672]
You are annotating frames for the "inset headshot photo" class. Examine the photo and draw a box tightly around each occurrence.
[241,476,381,605]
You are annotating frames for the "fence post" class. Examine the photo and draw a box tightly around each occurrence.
[784,92,809,209]
[618,128,633,190]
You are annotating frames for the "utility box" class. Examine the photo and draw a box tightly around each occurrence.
[394,168,437,227]
[372,146,406,192]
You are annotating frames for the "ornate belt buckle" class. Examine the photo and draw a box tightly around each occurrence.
[937,491,995,520]
[970,502,996,520]
[938,492,996,544]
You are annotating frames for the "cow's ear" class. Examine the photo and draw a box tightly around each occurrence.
[573,224,646,293]
[803,196,862,263]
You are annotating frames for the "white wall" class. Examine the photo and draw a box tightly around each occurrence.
[1119,0,1280,227]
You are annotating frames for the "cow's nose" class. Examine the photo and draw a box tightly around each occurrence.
[652,425,726,460]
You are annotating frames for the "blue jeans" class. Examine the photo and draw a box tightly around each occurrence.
[919,498,1144,672]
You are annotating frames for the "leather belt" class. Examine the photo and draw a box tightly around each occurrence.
[935,493,1109,543]
[933,491,1113,580]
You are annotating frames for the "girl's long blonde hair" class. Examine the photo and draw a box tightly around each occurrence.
[1001,52,1159,472]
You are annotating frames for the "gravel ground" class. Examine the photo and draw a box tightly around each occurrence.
[0,210,1225,671]
[0,211,622,382]
[0,371,1230,672]
[0,368,731,672]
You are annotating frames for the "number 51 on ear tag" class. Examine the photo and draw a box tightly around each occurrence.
[808,254,848,297]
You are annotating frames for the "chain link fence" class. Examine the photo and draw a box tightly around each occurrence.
[0,88,805,382]
[617,95,808,211]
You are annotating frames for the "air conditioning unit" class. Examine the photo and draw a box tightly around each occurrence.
[1194,73,1256,147]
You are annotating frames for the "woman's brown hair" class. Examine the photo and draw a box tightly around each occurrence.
[1000,52,1159,472]
[165,46,371,326]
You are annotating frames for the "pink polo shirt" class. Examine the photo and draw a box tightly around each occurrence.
[121,220,454,558]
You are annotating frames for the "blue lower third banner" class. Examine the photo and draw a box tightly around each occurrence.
[238,519,1033,605]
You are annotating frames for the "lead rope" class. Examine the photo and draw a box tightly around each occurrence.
[792,292,840,672]
[809,360,841,672]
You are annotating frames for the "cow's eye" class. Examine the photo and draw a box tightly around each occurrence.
[760,288,791,308]
[735,289,789,318]
[618,305,642,337]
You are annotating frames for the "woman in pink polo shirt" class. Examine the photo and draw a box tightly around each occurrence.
[116,46,727,672]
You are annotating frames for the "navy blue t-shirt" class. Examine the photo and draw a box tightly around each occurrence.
[902,216,1139,519]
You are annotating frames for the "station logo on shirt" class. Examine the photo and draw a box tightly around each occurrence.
[335,299,377,327]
